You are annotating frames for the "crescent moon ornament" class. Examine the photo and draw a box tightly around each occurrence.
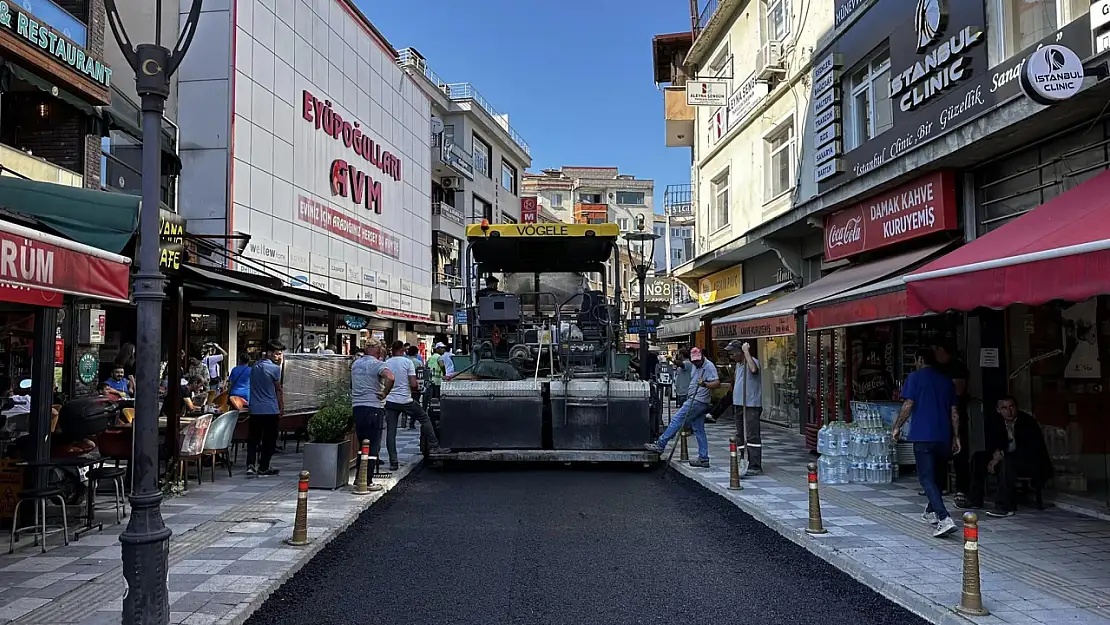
[141,59,161,76]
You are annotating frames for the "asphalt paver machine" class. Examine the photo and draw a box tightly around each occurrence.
[429,222,661,463]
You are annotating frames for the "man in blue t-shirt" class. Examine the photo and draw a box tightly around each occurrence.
[246,340,285,477]
[644,347,720,466]
[893,347,961,538]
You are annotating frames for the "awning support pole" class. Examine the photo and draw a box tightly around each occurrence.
[28,307,57,490]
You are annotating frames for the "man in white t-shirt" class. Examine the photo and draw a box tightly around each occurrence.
[384,340,450,470]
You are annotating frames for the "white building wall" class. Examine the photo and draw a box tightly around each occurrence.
[178,0,434,320]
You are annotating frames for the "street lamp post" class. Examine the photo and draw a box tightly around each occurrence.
[103,1,203,623]
[623,216,660,381]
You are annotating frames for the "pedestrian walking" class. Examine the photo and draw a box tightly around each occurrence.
[643,347,720,466]
[384,341,450,470]
[672,348,692,408]
[725,340,763,475]
[892,347,961,537]
[351,338,395,463]
[246,340,285,477]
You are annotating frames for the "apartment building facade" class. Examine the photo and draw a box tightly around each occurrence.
[397,48,532,329]
[523,166,654,233]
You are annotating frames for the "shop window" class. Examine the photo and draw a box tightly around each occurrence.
[766,0,790,42]
[765,118,795,200]
[433,231,461,287]
[237,316,265,362]
[988,0,1087,65]
[711,168,730,231]
[472,134,491,178]
[844,46,892,151]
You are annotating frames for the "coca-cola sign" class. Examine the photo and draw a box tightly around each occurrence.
[823,171,957,261]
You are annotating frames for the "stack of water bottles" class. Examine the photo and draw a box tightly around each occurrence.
[817,402,896,485]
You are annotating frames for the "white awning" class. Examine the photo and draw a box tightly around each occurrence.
[656,281,793,339]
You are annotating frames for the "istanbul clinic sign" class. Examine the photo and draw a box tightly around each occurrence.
[302,90,402,215]
[823,171,956,262]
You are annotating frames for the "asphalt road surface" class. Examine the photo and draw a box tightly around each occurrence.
[246,465,928,625]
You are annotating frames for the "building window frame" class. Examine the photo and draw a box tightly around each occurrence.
[988,0,1087,66]
[472,193,492,223]
[706,45,731,146]
[472,134,491,178]
[432,231,462,287]
[501,212,517,224]
[617,217,630,231]
[614,191,646,205]
[764,115,796,201]
[844,45,892,151]
[710,167,730,233]
[767,0,790,42]
[552,192,563,207]
[501,159,517,194]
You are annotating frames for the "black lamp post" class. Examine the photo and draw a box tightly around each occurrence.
[103,1,203,623]
[623,216,660,380]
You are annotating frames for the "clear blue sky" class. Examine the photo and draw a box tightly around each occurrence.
[357,0,692,213]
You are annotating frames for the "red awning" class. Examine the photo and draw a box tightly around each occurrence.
[906,169,1110,315]
[0,219,131,306]
[807,278,908,330]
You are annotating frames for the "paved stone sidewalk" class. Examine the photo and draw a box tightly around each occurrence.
[0,430,422,625]
[669,419,1110,625]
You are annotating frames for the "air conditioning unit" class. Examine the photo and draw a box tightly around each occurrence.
[441,177,462,190]
[756,41,786,80]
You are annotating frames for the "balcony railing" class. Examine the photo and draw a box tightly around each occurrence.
[398,48,530,156]
[696,0,719,33]
[434,272,462,288]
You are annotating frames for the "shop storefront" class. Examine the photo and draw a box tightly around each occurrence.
[906,166,1110,506]
[177,1,435,336]
[712,313,800,429]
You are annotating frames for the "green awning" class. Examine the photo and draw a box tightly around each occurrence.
[0,176,140,253]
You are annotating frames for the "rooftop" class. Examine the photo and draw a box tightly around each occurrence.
[397,48,530,156]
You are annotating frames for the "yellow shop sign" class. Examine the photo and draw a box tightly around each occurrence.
[697,266,742,305]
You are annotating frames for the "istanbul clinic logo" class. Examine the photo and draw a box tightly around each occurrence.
[914,0,947,52]
[1046,47,1067,71]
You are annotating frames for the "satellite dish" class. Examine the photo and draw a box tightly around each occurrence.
[431,117,445,134]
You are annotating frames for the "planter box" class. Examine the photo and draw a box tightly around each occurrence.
[303,440,351,490]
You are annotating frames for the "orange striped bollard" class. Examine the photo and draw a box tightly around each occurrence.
[285,471,312,547]
[805,462,828,535]
[955,512,989,616]
[728,437,742,490]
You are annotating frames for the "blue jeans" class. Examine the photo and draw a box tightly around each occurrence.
[657,399,710,460]
[914,441,951,522]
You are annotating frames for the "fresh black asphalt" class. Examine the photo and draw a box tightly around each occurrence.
[245,465,928,625]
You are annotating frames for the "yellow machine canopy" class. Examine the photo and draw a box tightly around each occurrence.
[466,223,619,273]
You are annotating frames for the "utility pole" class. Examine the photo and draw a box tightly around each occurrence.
[103,1,204,623]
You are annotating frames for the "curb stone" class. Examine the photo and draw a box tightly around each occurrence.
[215,459,423,625]
[670,459,978,625]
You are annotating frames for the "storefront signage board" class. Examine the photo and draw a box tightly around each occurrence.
[297,195,400,259]
[697,265,742,305]
[824,170,957,261]
[158,210,186,273]
[0,1,111,102]
[0,222,129,302]
[713,314,796,341]
[816,2,1092,195]
[686,80,728,107]
[807,290,907,330]
[520,197,538,223]
[1020,44,1085,105]
[627,277,673,302]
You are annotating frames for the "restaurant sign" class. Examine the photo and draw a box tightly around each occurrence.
[697,265,742,306]
[1,2,112,87]
[824,171,957,261]
[713,314,796,341]
[159,210,186,272]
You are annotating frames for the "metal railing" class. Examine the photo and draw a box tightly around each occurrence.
[398,48,530,156]
[434,272,462,287]
[696,0,719,33]
[664,183,694,217]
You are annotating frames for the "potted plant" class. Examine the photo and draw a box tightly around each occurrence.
[303,381,354,489]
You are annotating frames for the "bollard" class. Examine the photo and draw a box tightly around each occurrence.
[353,439,383,495]
[955,512,989,616]
[285,471,312,547]
[679,430,689,462]
[805,462,828,535]
[728,437,743,490]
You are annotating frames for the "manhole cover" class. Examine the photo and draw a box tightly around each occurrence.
[227,520,279,534]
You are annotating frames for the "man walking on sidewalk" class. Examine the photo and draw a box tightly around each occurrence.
[893,348,961,538]
[725,340,762,475]
[246,340,285,477]
[351,338,394,464]
[384,341,450,470]
[644,347,720,467]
